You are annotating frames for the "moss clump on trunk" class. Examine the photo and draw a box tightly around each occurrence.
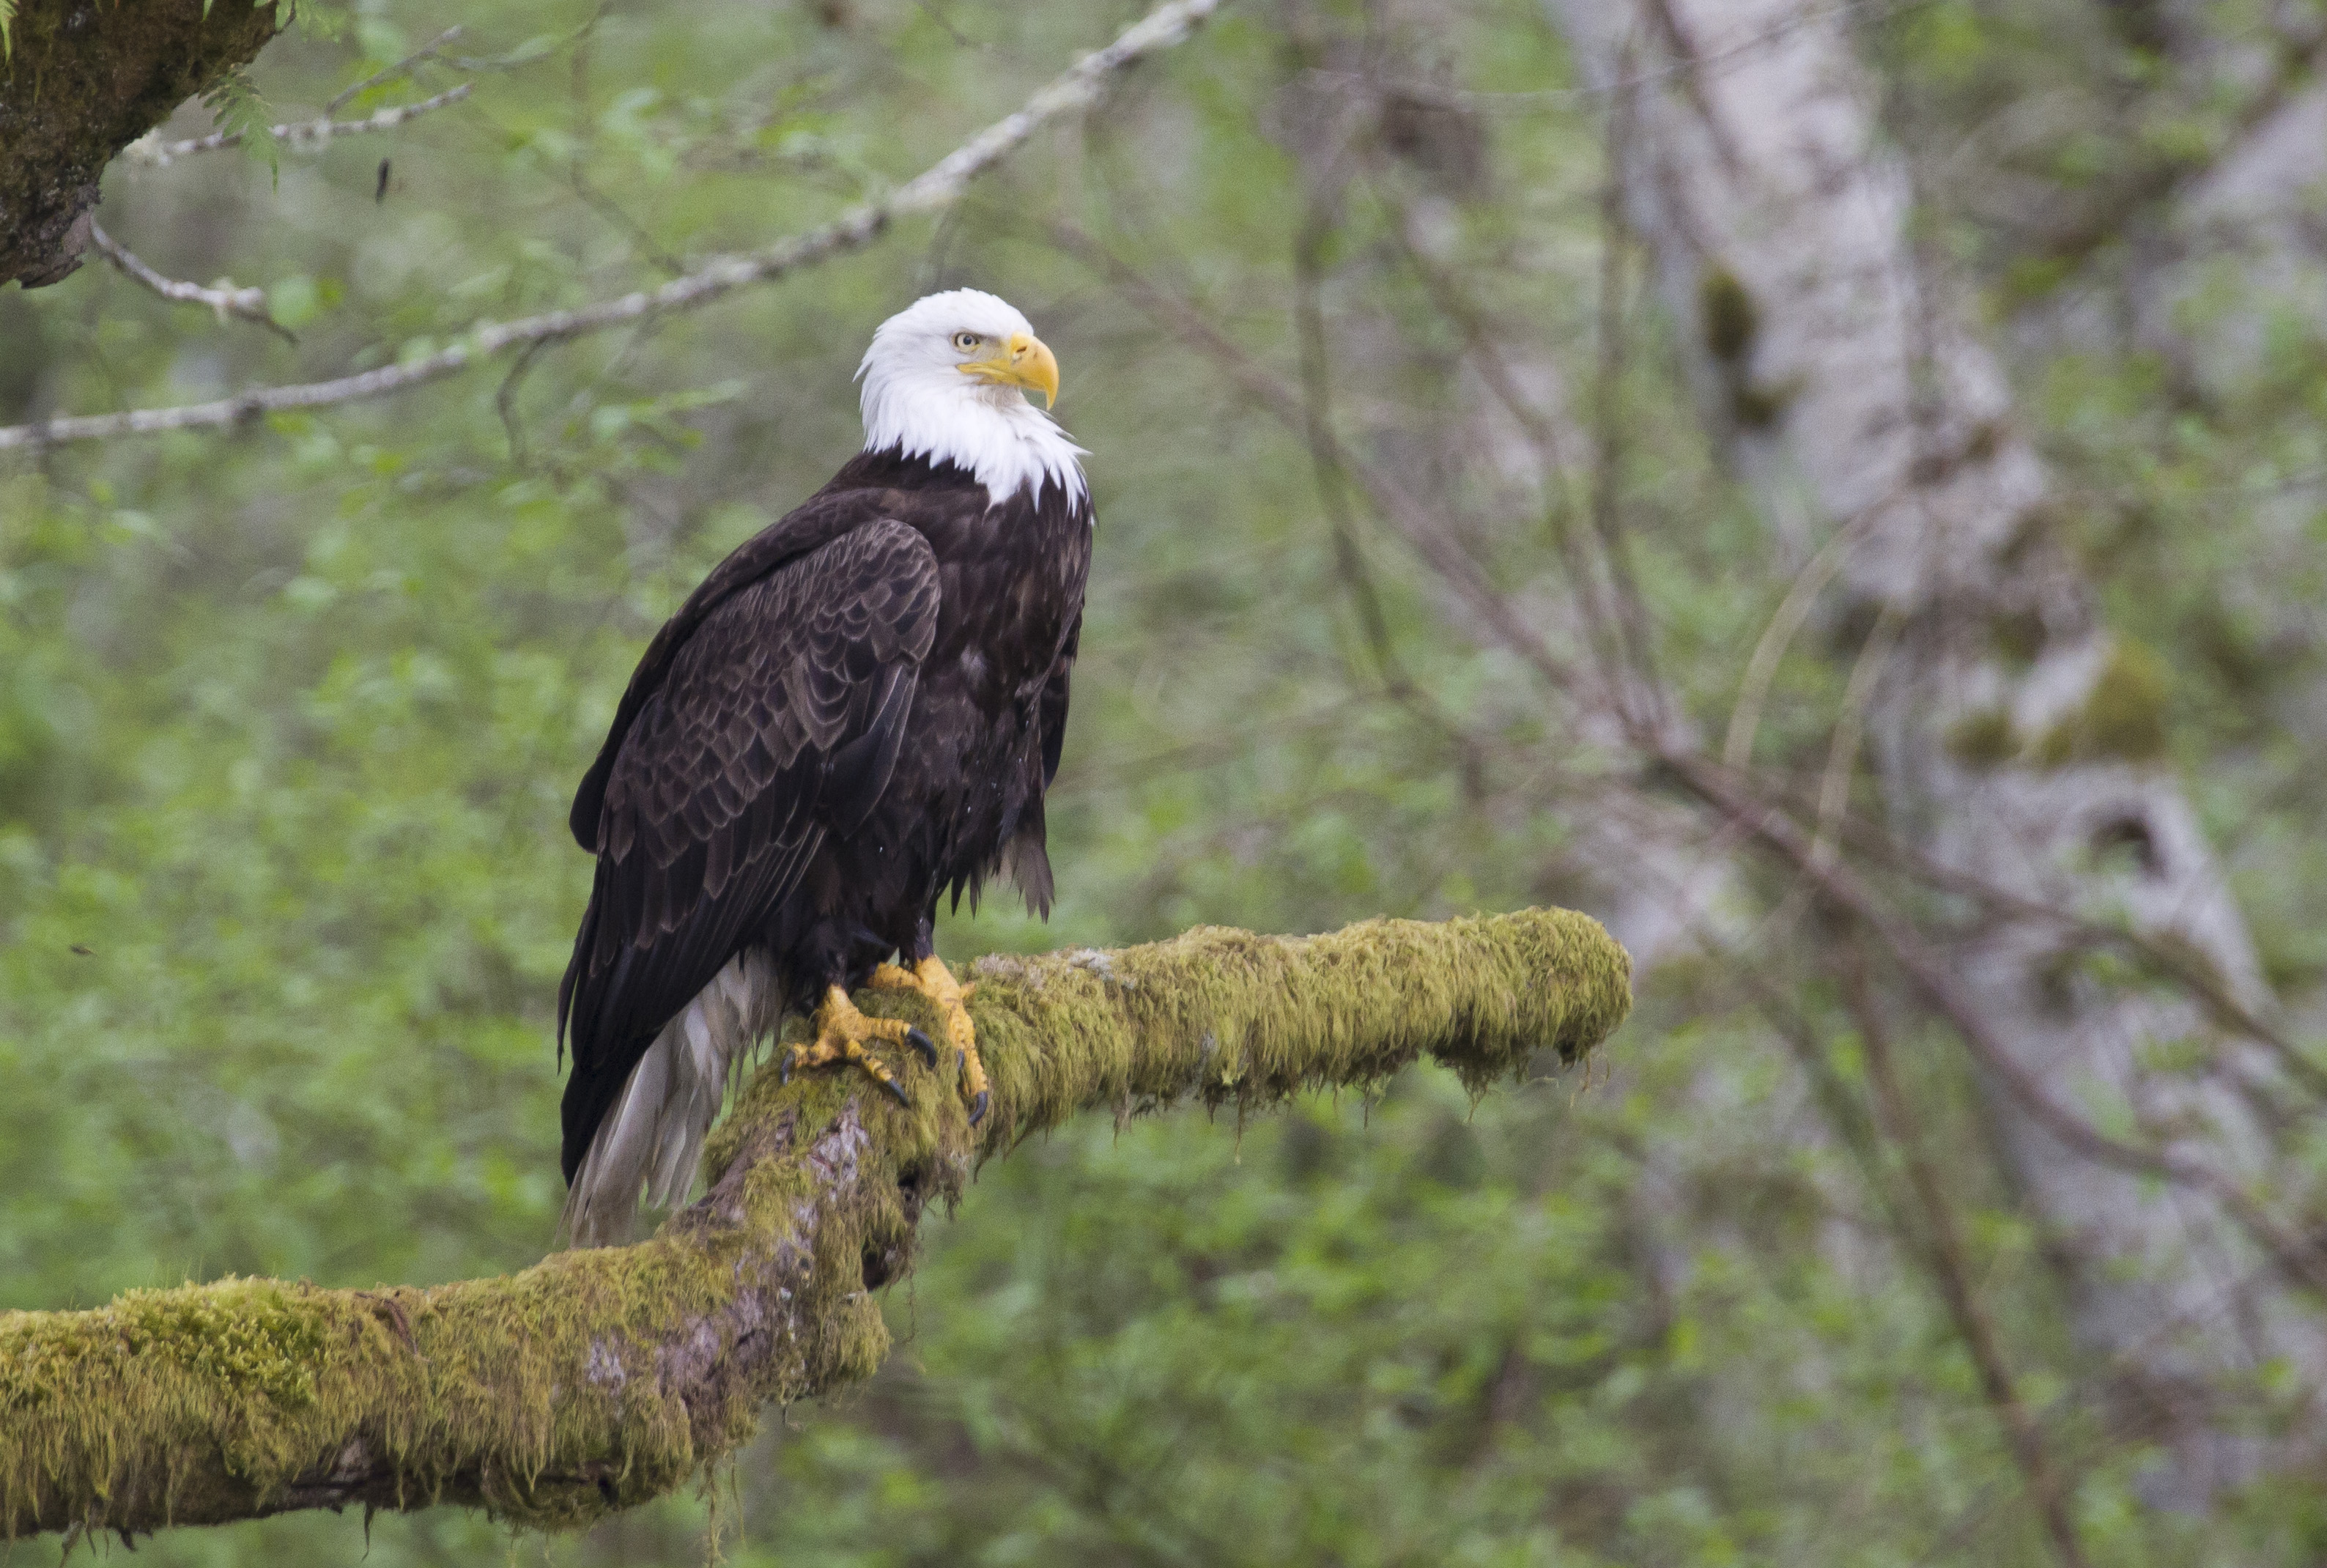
[0,909,1629,1541]
[0,0,283,288]
[2035,638,2171,767]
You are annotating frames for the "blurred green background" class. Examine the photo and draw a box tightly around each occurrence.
[4,0,2326,1561]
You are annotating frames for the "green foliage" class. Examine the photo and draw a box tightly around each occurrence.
[1698,265,1756,364]
[1948,706,2019,767]
[198,64,279,182]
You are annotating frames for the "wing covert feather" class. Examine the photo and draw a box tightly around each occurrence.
[559,518,939,1172]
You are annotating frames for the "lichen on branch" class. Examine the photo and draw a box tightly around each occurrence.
[0,909,1630,1541]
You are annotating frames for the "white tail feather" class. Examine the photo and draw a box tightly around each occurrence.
[562,950,783,1247]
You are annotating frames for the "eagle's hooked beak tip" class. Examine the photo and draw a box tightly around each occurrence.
[963,331,1060,410]
[1009,331,1060,410]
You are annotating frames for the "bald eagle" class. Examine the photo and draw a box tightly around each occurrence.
[558,289,1089,1245]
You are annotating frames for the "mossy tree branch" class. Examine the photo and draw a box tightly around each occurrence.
[0,0,284,289]
[0,909,1629,1541]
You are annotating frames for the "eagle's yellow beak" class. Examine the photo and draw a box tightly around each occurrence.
[959,331,1061,410]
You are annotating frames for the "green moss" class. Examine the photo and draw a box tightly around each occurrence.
[2191,603,2285,698]
[2037,639,2171,766]
[1734,380,1797,429]
[116,1281,330,1407]
[1700,265,1757,364]
[2086,641,2171,759]
[0,909,1629,1542]
[1693,265,1799,428]
[962,908,1629,1148]
[2000,254,2076,308]
[1988,608,2046,669]
[2032,718,2075,768]
[1947,707,2019,768]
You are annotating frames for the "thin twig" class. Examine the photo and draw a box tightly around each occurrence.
[1766,777,2327,1104]
[1721,503,1882,769]
[121,84,476,167]
[327,27,465,114]
[1294,0,1937,114]
[87,223,297,345]
[1,0,1225,454]
[1588,62,1668,728]
[1380,193,1630,698]
[1292,204,1416,698]
[1843,953,2093,1568]
[1660,747,2327,1299]
[569,166,688,278]
[495,340,550,469]
[1810,602,1900,868]
[1051,219,1591,703]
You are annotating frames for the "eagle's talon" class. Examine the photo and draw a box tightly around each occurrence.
[784,985,922,1105]
[870,954,989,1118]
[906,1027,939,1066]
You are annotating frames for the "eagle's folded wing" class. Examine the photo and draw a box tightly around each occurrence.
[558,516,940,1180]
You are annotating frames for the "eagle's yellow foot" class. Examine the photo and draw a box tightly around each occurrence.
[870,955,989,1124]
[780,985,938,1108]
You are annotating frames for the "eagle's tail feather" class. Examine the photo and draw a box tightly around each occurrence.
[561,950,783,1248]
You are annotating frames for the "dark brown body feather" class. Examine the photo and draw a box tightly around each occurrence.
[558,446,1091,1180]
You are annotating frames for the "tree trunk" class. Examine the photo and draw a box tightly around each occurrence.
[1543,0,2321,1504]
[0,909,1629,1540]
[0,0,283,289]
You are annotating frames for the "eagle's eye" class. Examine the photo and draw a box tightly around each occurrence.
[951,331,982,353]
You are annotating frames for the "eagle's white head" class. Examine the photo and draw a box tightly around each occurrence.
[857,289,1088,509]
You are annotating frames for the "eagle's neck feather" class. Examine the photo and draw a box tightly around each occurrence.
[859,380,1087,511]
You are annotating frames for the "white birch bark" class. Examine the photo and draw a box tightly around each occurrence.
[1542,0,2325,1504]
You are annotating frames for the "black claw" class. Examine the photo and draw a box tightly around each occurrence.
[953,1049,966,1075]
[969,1089,989,1125]
[778,1055,794,1086]
[883,1076,911,1107]
[906,1027,939,1065]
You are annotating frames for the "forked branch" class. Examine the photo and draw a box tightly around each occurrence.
[0,910,1629,1540]
[88,222,297,342]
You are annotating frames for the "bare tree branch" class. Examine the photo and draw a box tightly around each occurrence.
[325,28,466,115]
[119,83,476,166]
[88,221,297,344]
[1380,197,1632,698]
[1720,504,1882,769]
[1051,220,1595,705]
[1660,748,2327,1301]
[0,911,1629,1539]
[1780,785,2327,1105]
[1,0,1224,454]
